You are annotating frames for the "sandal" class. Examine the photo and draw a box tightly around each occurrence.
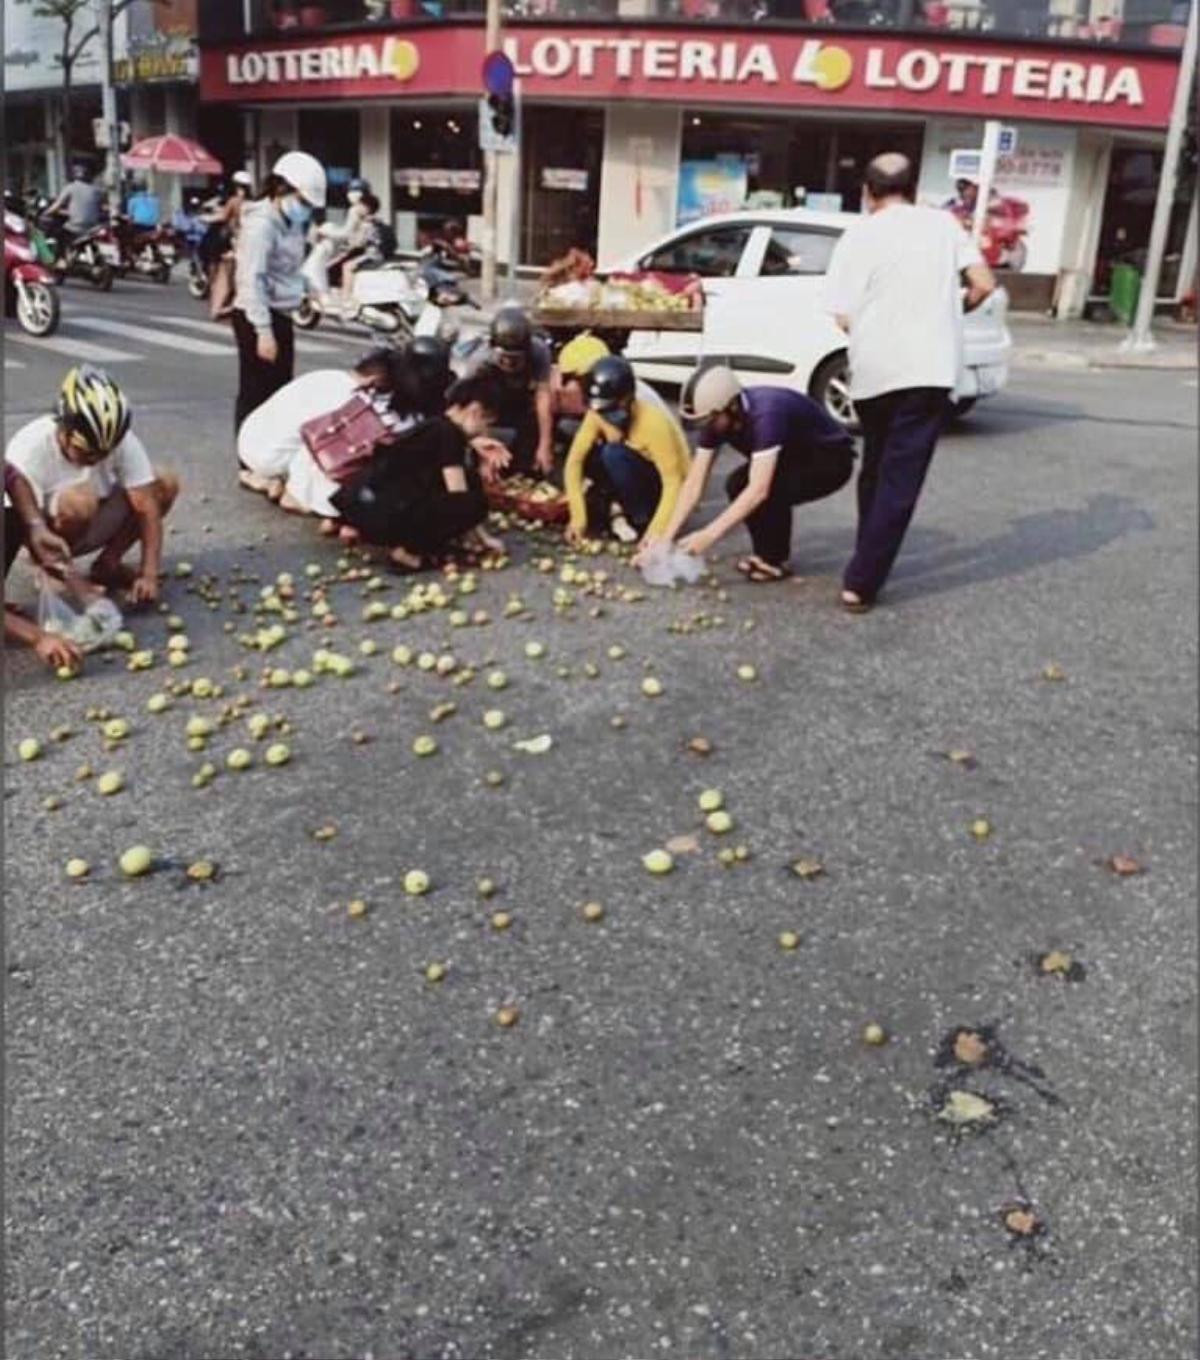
[737,555,792,584]
[318,518,340,537]
[840,589,873,614]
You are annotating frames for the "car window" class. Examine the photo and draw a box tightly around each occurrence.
[641,226,752,278]
[758,227,840,277]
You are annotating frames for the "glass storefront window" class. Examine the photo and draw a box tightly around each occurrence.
[680,114,923,219]
[520,106,604,265]
[391,108,483,248]
[298,108,361,210]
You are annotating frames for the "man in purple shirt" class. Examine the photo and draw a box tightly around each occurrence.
[650,366,854,581]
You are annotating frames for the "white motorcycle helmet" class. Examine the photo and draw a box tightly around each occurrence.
[272,150,327,209]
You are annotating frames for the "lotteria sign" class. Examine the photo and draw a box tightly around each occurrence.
[202,25,1178,128]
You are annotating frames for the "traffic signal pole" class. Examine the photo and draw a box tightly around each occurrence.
[99,0,123,213]
[480,0,502,303]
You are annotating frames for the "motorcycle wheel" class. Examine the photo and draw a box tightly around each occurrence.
[154,261,171,285]
[16,282,60,337]
[293,296,321,330]
[187,272,209,301]
[92,264,115,292]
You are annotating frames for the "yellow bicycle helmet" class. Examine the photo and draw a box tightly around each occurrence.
[57,365,131,458]
[558,333,610,378]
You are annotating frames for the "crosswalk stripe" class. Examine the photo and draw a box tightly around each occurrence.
[4,356,27,369]
[70,315,234,355]
[149,313,348,356]
[7,331,139,363]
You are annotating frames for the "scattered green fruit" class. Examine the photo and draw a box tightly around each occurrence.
[778,930,800,951]
[264,743,291,767]
[482,709,506,730]
[643,849,674,875]
[102,718,130,741]
[477,878,497,898]
[425,961,447,982]
[412,735,438,757]
[862,1022,888,1046]
[96,770,124,796]
[970,818,992,841]
[404,869,430,896]
[582,901,604,923]
[486,669,508,690]
[146,693,170,714]
[495,1006,519,1028]
[65,858,90,879]
[698,789,724,813]
[186,860,216,882]
[524,641,546,660]
[226,748,253,771]
[490,911,512,931]
[706,810,734,835]
[119,845,153,878]
[641,677,663,697]
[347,898,368,920]
[17,738,42,762]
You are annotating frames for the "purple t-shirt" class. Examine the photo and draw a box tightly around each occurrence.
[702,387,853,464]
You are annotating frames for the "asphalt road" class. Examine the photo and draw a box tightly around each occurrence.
[4,277,1198,1360]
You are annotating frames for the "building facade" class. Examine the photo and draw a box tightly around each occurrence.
[174,6,1200,312]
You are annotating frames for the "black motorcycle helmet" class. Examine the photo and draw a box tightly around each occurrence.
[407,335,451,413]
[490,306,532,372]
[587,355,636,414]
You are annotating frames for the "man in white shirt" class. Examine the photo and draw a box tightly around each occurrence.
[824,153,995,612]
[5,365,178,605]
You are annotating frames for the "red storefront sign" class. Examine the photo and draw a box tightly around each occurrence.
[201,25,1178,129]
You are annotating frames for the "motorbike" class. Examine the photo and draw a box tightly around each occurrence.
[4,206,60,336]
[112,214,173,283]
[296,250,477,341]
[950,194,1030,272]
[36,201,116,290]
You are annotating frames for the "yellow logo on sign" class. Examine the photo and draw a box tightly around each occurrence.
[384,37,420,82]
[811,45,853,91]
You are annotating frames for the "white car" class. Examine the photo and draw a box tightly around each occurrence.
[606,208,1011,428]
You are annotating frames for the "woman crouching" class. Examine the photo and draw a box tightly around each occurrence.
[331,373,503,573]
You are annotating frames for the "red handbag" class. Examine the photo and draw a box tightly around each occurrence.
[300,392,391,483]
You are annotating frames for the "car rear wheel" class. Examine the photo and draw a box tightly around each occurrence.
[810,352,859,434]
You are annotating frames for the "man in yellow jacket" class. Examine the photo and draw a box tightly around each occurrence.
[563,355,690,547]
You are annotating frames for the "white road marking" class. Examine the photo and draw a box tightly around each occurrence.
[69,314,234,355]
[4,355,26,368]
[6,331,139,363]
[149,313,348,356]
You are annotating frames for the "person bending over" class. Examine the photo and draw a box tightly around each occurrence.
[5,365,178,606]
[563,355,690,549]
[650,365,855,582]
[3,464,84,671]
[467,306,554,476]
[331,373,502,574]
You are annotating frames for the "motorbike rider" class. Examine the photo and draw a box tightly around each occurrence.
[199,169,254,268]
[465,305,554,476]
[44,163,103,253]
[302,176,375,310]
[125,179,160,229]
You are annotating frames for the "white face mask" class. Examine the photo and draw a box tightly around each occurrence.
[348,190,363,205]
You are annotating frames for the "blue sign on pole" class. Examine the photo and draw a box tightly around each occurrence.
[482,51,514,97]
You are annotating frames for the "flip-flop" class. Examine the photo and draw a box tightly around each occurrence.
[840,589,873,614]
[739,556,792,584]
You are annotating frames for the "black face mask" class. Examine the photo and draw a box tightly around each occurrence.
[603,404,632,432]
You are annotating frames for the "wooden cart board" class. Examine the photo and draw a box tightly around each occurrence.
[533,308,703,333]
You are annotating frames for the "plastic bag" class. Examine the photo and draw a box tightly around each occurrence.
[36,570,123,652]
[638,543,706,588]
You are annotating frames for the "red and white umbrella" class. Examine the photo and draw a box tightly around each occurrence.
[120,135,223,176]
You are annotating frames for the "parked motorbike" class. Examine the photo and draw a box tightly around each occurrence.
[37,207,116,291]
[4,206,60,335]
[296,252,477,341]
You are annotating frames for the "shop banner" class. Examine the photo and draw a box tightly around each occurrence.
[202,25,1180,130]
[918,119,1075,274]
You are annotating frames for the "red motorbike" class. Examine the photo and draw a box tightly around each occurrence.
[4,206,60,336]
[950,193,1030,272]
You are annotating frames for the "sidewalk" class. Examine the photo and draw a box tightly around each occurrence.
[1005,314,1196,372]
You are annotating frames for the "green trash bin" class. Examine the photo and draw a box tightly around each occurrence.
[1109,262,1141,325]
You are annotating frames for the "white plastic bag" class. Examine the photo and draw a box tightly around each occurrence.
[35,570,123,652]
[638,543,706,588]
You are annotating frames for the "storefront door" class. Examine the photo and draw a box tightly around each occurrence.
[520,106,604,267]
[1093,141,1198,303]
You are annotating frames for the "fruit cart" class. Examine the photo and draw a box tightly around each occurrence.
[532,306,702,357]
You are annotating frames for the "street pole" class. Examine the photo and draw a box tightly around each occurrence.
[972,119,1002,246]
[480,0,502,303]
[1122,0,1198,353]
[508,80,522,285]
[99,0,122,212]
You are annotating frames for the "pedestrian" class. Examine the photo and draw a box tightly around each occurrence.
[331,372,503,573]
[651,365,855,580]
[231,150,327,485]
[562,355,690,548]
[823,152,995,612]
[4,366,179,606]
[465,306,555,476]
